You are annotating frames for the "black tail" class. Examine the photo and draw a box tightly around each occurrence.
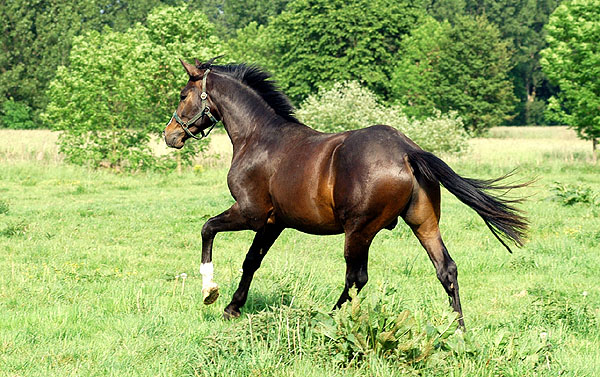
[407,149,529,253]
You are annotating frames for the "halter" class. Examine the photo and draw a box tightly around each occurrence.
[170,69,219,140]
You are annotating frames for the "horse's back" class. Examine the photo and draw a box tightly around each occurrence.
[269,124,419,235]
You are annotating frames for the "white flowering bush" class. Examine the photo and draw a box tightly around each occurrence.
[296,81,468,154]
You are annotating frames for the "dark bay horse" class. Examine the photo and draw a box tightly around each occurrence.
[164,58,529,326]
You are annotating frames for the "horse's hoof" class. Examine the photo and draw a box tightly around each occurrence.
[202,284,219,305]
[223,307,241,320]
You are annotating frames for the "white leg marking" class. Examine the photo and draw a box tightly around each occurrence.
[200,262,219,304]
[200,262,215,290]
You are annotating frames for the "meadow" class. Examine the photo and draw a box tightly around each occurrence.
[0,127,599,376]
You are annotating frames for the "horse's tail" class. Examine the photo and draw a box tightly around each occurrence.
[406,148,529,253]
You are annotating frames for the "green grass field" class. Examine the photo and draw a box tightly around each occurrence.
[0,127,599,376]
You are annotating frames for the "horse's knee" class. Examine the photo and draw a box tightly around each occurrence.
[443,260,457,279]
[201,221,215,239]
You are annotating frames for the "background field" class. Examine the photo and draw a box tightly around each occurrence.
[0,127,599,376]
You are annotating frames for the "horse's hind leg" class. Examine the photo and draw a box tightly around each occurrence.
[404,185,464,327]
[223,224,284,319]
[415,225,464,327]
[333,228,376,309]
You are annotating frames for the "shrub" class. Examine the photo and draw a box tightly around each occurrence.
[0,99,36,129]
[43,6,221,172]
[296,81,469,154]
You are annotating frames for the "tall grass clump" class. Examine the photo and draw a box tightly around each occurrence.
[296,81,469,154]
[0,200,8,215]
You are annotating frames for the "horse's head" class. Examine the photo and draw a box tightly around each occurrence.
[164,58,221,149]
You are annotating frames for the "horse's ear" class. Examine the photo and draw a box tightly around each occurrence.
[180,58,200,77]
[194,55,224,69]
[206,55,225,66]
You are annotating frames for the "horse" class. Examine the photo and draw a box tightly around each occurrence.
[163,58,529,327]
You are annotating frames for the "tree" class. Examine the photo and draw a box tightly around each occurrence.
[226,22,278,73]
[0,0,174,124]
[222,0,290,35]
[0,99,36,129]
[189,0,291,38]
[541,0,600,160]
[261,0,424,103]
[421,0,562,125]
[391,15,516,134]
[463,0,562,125]
[43,6,224,170]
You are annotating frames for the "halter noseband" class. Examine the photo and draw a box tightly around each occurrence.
[170,68,219,140]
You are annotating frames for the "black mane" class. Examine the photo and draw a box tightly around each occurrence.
[202,63,298,124]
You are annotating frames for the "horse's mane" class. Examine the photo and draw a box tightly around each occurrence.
[198,61,299,124]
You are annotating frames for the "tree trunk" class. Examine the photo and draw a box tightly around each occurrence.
[525,78,536,125]
[177,151,182,175]
[593,138,598,164]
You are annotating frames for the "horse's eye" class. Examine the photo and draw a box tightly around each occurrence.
[180,94,187,101]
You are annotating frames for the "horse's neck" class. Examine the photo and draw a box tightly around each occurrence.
[214,78,300,152]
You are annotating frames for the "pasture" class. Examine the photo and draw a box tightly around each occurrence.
[0,127,599,376]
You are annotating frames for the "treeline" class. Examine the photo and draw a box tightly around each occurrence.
[0,0,559,130]
[1,0,598,155]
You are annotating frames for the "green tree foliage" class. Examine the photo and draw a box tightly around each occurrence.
[0,99,36,129]
[43,6,223,171]
[222,0,290,35]
[391,15,516,134]
[541,0,600,157]
[95,0,178,31]
[261,0,424,103]
[425,0,466,22]
[466,0,561,125]
[0,0,172,121]
[296,81,468,154]
[192,0,291,37]
[424,0,562,125]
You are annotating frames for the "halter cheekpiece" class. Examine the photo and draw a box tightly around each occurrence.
[170,68,219,140]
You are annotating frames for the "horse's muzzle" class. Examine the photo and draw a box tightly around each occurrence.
[164,121,186,149]
[164,131,185,149]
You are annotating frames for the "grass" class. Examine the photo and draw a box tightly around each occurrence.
[0,127,599,376]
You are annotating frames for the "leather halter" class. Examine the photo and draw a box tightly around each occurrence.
[170,69,219,140]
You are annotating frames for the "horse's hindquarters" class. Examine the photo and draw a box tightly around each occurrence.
[332,125,415,234]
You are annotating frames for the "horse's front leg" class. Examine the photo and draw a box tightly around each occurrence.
[200,202,250,305]
[224,224,284,319]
